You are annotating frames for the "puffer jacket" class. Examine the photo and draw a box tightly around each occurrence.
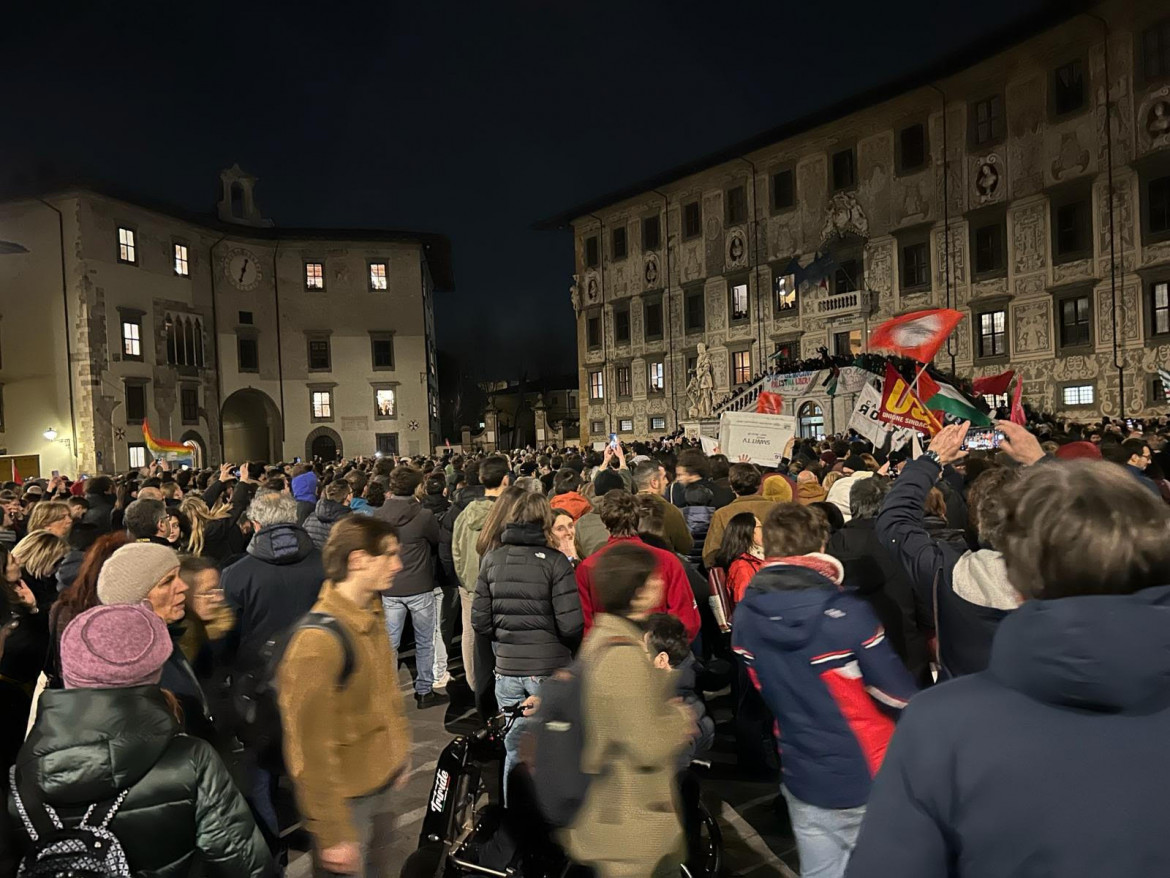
[2,686,271,878]
[301,499,351,551]
[375,496,440,598]
[470,522,583,676]
[674,653,715,766]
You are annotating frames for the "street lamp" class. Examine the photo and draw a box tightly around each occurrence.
[43,427,58,442]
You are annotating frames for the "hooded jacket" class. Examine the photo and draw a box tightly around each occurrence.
[221,522,325,668]
[825,471,875,523]
[375,496,439,597]
[732,558,917,810]
[451,497,496,594]
[3,686,271,878]
[876,457,1017,678]
[471,522,583,676]
[796,481,828,506]
[291,471,318,504]
[301,498,351,551]
[847,586,1170,878]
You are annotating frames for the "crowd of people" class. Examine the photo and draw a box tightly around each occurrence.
[0,409,1169,876]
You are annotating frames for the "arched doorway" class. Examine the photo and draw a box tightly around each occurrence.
[179,431,206,469]
[798,401,825,439]
[306,426,342,462]
[221,389,282,464]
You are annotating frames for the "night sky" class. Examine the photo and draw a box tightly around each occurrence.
[3,0,1052,380]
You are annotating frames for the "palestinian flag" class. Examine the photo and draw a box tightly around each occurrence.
[1159,367,1170,403]
[917,372,993,426]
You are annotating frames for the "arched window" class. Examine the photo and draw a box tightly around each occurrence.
[183,317,196,366]
[166,318,177,365]
[194,319,204,367]
[798,401,825,439]
[230,182,245,217]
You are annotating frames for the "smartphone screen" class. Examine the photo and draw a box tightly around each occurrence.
[608,432,619,449]
[961,428,1004,452]
[51,470,59,478]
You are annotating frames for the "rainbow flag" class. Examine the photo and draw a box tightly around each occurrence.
[143,419,193,462]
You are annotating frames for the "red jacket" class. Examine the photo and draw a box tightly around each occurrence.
[727,553,765,607]
[575,535,701,641]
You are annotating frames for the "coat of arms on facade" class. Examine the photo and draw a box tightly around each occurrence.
[820,191,868,242]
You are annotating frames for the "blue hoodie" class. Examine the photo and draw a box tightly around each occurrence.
[291,471,318,503]
[847,586,1170,878]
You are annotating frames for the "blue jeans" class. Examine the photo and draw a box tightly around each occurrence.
[493,673,546,798]
[781,787,866,878]
[382,592,435,696]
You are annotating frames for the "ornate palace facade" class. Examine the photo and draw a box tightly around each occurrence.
[543,0,1170,444]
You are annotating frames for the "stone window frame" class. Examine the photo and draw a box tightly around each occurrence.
[614,361,633,400]
[236,327,260,374]
[117,225,138,265]
[1048,179,1094,265]
[589,419,606,435]
[769,166,796,215]
[683,284,706,334]
[682,200,703,240]
[589,370,605,401]
[117,307,145,363]
[1142,269,1170,346]
[642,294,664,343]
[642,213,662,252]
[727,272,751,326]
[611,224,628,262]
[1059,381,1097,409]
[585,310,603,351]
[304,260,326,292]
[647,359,666,396]
[729,345,753,387]
[895,122,929,176]
[1138,152,1170,247]
[832,327,864,358]
[1051,284,1095,355]
[831,145,857,192]
[1050,56,1088,120]
[305,329,333,373]
[895,224,933,294]
[972,297,1011,365]
[617,417,635,434]
[649,415,667,432]
[369,331,395,371]
[172,240,190,277]
[725,184,749,226]
[584,235,600,269]
[969,205,1009,280]
[968,92,1006,150]
[770,260,799,317]
[613,301,632,345]
[368,260,389,292]
[180,383,200,425]
[123,378,149,426]
[370,380,400,421]
[308,382,338,424]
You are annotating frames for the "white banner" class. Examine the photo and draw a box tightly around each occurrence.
[718,411,798,467]
[848,384,916,451]
[836,366,880,395]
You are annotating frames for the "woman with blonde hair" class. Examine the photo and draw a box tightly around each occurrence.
[13,529,68,610]
[26,501,72,539]
[179,464,255,566]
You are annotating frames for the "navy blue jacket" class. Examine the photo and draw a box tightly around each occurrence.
[847,586,1170,878]
[732,561,917,809]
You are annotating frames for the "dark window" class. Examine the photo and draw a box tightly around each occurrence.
[1053,60,1085,115]
[1053,196,1092,261]
[586,315,602,349]
[642,215,661,251]
[237,336,259,372]
[1059,295,1092,348]
[833,259,861,295]
[371,334,395,369]
[898,124,927,173]
[684,288,705,332]
[683,201,702,239]
[1143,18,1170,81]
[832,148,856,190]
[834,330,861,357]
[978,310,1007,358]
[731,350,752,385]
[726,186,748,225]
[181,386,198,424]
[901,241,930,289]
[1150,176,1170,235]
[644,300,663,340]
[238,310,253,325]
[614,307,630,344]
[125,384,145,423]
[973,219,1007,275]
[774,341,796,362]
[612,227,627,260]
[375,433,399,456]
[0,386,5,431]
[616,366,631,398]
[771,169,794,211]
[308,338,331,371]
[165,316,204,368]
[1151,281,1170,336]
[972,95,1004,146]
[729,280,750,322]
[585,236,599,268]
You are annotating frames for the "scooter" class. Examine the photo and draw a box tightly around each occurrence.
[401,705,722,878]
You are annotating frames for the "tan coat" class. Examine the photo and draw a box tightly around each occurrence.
[279,583,411,849]
[564,614,691,877]
[702,495,779,568]
[638,491,694,556]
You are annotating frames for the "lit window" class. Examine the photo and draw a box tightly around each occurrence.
[648,361,665,393]
[312,390,333,419]
[732,350,752,385]
[369,262,388,291]
[305,262,325,290]
[1152,281,1170,336]
[118,227,137,264]
[173,243,189,276]
[122,321,141,359]
[616,366,631,398]
[774,271,797,312]
[376,388,397,418]
[730,282,750,321]
[589,371,604,400]
[128,444,147,468]
[590,419,605,434]
[1063,384,1094,406]
[619,418,634,433]
[650,416,666,431]
[978,310,1007,358]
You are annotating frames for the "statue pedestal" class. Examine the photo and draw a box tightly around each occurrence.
[680,418,721,440]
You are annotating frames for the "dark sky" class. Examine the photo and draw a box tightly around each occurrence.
[2,0,1051,380]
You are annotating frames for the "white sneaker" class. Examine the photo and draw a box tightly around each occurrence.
[434,671,451,689]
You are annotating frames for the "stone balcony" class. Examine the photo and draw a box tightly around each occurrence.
[816,290,871,316]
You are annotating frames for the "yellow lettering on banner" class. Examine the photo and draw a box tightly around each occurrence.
[883,378,931,425]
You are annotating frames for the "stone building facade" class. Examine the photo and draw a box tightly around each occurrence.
[0,166,450,476]
[547,1,1170,444]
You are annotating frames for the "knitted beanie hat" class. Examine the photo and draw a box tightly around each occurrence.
[762,474,794,503]
[97,542,181,606]
[60,603,172,689]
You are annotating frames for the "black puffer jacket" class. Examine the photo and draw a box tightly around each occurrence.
[301,498,351,551]
[471,522,583,677]
[375,497,439,598]
[2,686,271,878]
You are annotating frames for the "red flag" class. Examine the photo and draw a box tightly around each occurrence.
[972,370,1015,397]
[869,309,964,363]
[878,364,942,434]
[916,370,941,404]
[755,391,784,415]
[11,461,21,486]
[1010,375,1025,425]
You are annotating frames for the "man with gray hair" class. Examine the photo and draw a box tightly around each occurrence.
[825,475,929,684]
[123,498,170,544]
[221,488,326,843]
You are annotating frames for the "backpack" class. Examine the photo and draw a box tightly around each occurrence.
[233,611,356,748]
[527,637,639,828]
[9,765,132,878]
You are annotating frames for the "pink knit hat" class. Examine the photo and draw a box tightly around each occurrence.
[60,603,172,689]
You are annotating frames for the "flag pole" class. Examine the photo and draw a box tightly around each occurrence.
[906,362,943,433]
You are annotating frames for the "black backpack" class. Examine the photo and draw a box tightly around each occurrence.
[9,765,133,878]
[527,637,638,827]
[233,611,355,748]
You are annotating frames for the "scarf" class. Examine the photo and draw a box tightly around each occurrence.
[762,551,844,586]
